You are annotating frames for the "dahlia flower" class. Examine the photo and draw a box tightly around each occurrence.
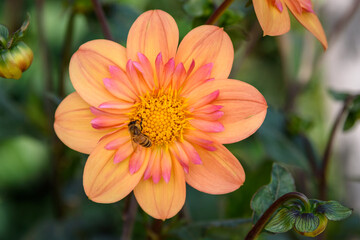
[54,10,267,220]
[253,0,328,49]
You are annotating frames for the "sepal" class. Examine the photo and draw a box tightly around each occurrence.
[315,200,353,221]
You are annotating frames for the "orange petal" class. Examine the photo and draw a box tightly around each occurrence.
[133,53,155,90]
[105,130,131,150]
[192,110,224,121]
[187,79,267,144]
[83,132,150,203]
[285,0,328,50]
[176,25,234,80]
[161,148,172,183]
[114,140,133,163]
[107,65,139,101]
[134,156,186,220]
[126,10,179,68]
[90,114,128,130]
[69,40,128,107]
[213,80,267,143]
[126,60,149,96]
[169,141,190,173]
[179,140,202,164]
[180,63,213,95]
[143,147,162,183]
[129,147,146,174]
[184,129,217,151]
[98,101,134,110]
[54,92,110,154]
[185,143,245,194]
[187,89,220,109]
[253,0,290,36]
[189,119,224,133]
[172,62,187,89]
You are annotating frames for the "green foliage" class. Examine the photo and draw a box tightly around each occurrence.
[7,14,30,48]
[0,15,30,50]
[286,113,313,136]
[0,24,9,48]
[0,136,48,189]
[328,89,350,101]
[343,95,360,131]
[251,164,352,237]
[315,200,353,221]
[0,24,9,40]
[250,163,296,223]
[264,199,352,237]
[294,212,319,233]
[184,0,214,28]
[265,208,296,233]
[258,109,309,169]
[183,0,209,17]
[328,89,360,131]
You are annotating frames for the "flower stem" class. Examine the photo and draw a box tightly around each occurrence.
[147,219,163,240]
[121,193,138,240]
[59,10,75,98]
[205,0,235,25]
[245,192,310,240]
[90,0,113,40]
[319,95,355,200]
[36,0,65,219]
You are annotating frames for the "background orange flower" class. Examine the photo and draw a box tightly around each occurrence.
[253,0,328,49]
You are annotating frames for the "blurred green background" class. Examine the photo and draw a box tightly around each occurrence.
[0,0,359,239]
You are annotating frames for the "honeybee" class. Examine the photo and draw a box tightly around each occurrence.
[128,120,152,148]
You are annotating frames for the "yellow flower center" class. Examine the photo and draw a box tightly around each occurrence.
[130,89,189,146]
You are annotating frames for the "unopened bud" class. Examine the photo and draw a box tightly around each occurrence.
[0,41,33,79]
[294,213,328,237]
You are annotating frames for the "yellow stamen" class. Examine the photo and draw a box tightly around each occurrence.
[130,89,189,146]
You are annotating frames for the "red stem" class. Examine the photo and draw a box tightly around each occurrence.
[319,95,355,200]
[205,0,235,25]
[245,192,310,240]
[91,0,113,40]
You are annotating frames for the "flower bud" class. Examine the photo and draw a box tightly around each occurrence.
[0,41,33,79]
[294,214,328,237]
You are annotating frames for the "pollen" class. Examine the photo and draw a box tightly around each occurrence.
[130,89,189,146]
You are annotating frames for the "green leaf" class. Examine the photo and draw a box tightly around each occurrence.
[19,13,30,32]
[286,113,313,135]
[343,110,359,131]
[353,95,360,106]
[0,24,9,39]
[265,208,297,233]
[316,201,353,221]
[294,213,319,233]
[343,95,360,131]
[250,163,296,223]
[7,14,30,48]
[0,24,8,49]
[328,89,350,101]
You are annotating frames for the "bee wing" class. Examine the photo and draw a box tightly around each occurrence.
[131,138,143,153]
[131,138,138,151]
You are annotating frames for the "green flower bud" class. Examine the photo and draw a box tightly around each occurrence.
[294,213,328,237]
[265,198,350,238]
[0,41,33,79]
